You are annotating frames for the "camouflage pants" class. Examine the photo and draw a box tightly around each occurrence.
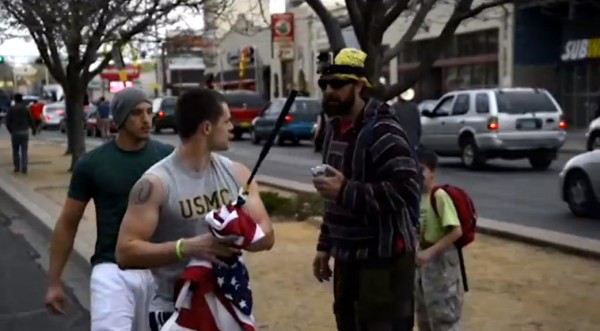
[415,247,464,331]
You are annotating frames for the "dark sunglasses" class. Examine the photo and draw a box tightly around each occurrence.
[318,79,354,91]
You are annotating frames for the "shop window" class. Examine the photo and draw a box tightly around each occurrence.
[457,65,472,87]
[472,64,486,87]
[485,63,498,86]
[475,93,490,113]
[485,29,499,54]
[574,62,587,94]
[457,33,475,57]
[589,60,600,93]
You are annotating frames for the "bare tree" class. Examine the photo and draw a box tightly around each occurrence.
[0,0,230,170]
[304,0,516,100]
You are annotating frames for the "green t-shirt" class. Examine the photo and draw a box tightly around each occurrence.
[67,139,174,265]
[419,189,461,244]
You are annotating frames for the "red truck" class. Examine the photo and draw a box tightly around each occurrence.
[222,90,268,140]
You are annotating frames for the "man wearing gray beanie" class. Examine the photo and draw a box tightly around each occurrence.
[46,87,175,331]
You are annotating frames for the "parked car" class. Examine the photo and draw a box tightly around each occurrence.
[586,116,600,151]
[152,96,177,133]
[42,102,65,130]
[251,97,321,145]
[420,87,567,170]
[85,108,117,137]
[152,97,163,114]
[222,90,268,140]
[23,95,39,106]
[559,150,600,218]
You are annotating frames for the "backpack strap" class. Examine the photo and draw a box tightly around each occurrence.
[430,185,443,218]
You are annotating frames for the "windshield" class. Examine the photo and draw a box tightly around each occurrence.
[495,91,558,114]
[418,100,437,112]
[161,98,177,113]
[267,99,321,115]
[224,93,267,109]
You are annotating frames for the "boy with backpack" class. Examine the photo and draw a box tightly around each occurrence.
[415,147,476,331]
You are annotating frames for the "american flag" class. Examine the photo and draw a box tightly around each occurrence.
[160,202,265,331]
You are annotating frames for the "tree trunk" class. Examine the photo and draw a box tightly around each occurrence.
[64,80,87,172]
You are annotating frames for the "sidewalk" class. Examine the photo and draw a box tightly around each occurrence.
[1,140,600,330]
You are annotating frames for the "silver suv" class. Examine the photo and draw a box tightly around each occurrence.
[420,88,567,170]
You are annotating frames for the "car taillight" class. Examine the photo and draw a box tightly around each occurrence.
[158,111,165,118]
[559,116,567,130]
[487,116,499,131]
[285,115,294,122]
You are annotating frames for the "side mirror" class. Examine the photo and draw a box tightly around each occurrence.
[421,109,433,117]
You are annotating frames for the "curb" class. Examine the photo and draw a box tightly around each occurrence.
[0,149,93,311]
[257,176,600,260]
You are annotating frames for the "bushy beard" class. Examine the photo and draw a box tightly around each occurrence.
[322,93,355,117]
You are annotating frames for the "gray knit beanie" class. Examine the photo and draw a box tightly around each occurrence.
[110,87,151,128]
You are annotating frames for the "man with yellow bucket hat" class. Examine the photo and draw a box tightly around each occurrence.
[311,48,420,330]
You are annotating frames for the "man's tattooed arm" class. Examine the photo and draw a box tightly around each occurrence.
[129,177,154,204]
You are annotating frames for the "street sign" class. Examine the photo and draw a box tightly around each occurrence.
[100,64,140,81]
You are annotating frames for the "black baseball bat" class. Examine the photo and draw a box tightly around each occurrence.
[241,90,299,195]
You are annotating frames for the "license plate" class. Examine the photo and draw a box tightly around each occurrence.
[517,119,539,130]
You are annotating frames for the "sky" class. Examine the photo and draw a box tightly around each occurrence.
[269,0,286,13]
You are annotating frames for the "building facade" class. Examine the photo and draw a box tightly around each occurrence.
[273,1,515,101]
[513,0,600,128]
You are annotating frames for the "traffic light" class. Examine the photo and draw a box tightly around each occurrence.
[239,46,254,79]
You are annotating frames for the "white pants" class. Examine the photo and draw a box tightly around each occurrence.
[90,263,154,331]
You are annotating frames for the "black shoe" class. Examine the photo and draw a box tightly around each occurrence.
[21,169,27,175]
[13,168,19,173]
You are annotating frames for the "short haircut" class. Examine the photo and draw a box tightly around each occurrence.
[176,88,227,141]
[417,146,438,171]
[13,93,23,103]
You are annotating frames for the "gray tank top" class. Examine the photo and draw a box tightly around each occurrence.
[145,150,241,311]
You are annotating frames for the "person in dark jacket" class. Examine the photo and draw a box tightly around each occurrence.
[312,48,419,331]
[5,93,36,174]
[392,88,422,150]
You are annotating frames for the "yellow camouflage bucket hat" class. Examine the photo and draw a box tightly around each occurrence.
[320,48,372,88]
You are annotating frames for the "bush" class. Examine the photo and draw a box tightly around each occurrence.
[259,191,324,221]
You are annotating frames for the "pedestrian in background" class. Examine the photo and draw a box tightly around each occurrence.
[312,48,420,331]
[392,88,422,150]
[5,93,36,174]
[97,96,112,141]
[30,98,45,133]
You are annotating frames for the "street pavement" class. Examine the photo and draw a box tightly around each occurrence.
[11,129,600,241]
[0,189,89,331]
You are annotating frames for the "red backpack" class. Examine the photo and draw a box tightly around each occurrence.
[430,184,477,248]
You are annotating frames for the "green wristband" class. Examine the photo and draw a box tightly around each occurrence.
[175,239,185,260]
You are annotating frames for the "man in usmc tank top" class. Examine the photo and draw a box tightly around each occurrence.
[115,88,275,330]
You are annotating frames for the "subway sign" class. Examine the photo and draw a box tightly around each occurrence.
[561,38,600,61]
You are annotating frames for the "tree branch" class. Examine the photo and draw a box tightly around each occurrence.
[381,0,410,33]
[304,0,346,52]
[382,0,436,64]
[384,0,477,100]
[345,0,368,49]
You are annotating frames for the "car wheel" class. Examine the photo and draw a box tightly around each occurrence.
[460,140,485,169]
[587,131,600,151]
[528,153,553,170]
[251,130,261,145]
[565,171,600,218]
